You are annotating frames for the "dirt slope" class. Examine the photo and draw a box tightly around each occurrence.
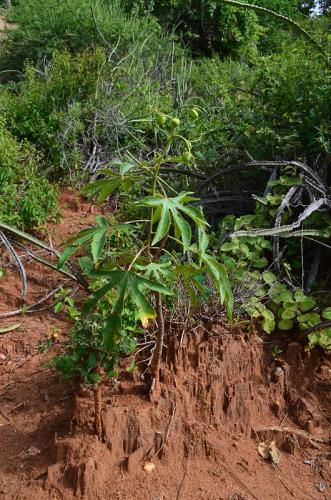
[0,191,330,499]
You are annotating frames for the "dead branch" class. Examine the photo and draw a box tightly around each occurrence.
[273,185,300,274]
[296,320,331,342]
[0,285,64,319]
[231,198,329,238]
[0,231,27,301]
[254,426,331,445]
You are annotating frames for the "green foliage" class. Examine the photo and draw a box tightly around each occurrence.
[54,288,80,320]
[125,0,262,56]
[0,0,329,369]
[125,0,324,57]
[1,2,329,185]
[221,231,270,272]
[55,298,140,383]
[0,118,59,229]
[0,37,187,179]
[188,38,331,166]
[250,44,331,158]
[225,250,330,345]
[308,328,331,351]
[1,0,162,73]
[217,165,330,350]
[1,48,111,176]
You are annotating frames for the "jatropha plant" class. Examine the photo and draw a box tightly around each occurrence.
[56,110,233,439]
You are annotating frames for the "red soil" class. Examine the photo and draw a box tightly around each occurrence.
[0,191,330,499]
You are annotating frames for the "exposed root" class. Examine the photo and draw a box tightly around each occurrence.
[254,426,331,447]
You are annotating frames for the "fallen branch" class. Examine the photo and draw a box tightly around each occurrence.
[0,285,64,319]
[296,320,331,342]
[231,198,329,238]
[0,223,89,290]
[273,185,300,274]
[12,240,77,282]
[254,426,331,445]
[0,231,27,301]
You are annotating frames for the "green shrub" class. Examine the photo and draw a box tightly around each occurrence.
[1,48,108,176]
[125,0,262,56]
[187,36,331,165]
[1,0,162,73]
[0,37,188,179]
[0,118,59,229]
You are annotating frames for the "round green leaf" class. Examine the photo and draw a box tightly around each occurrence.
[262,272,277,285]
[278,319,293,331]
[281,309,296,320]
[222,255,236,270]
[300,297,316,312]
[283,301,297,310]
[294,289,305,302]
[319,330,331,349]
[270,293,283,305]
[307,313,321,327]
[261,318,275,334]
[252,257,268,269]
[308,333,320,345]
[255,287,267,297]
[279,291,293,303]
[297,312,320,326]
[221,242,234,252]
[262,308,274,321]
[322,307,331,320]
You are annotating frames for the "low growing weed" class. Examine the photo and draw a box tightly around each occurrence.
[0,118,59,229]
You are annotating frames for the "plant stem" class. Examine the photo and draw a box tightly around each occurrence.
[147,131,176,248]
[149,291,165,394]
[146,129,175,392]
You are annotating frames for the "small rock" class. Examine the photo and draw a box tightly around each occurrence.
[143,462,155,473]
[19,446,41,459]
[316,481,327,492]
[258,441,281,465]
[273,366,284,383]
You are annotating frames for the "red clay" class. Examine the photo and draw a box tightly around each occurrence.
[0,191,330,499]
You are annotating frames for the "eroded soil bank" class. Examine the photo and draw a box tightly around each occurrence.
[0,192,330,499]
[1,328,330,499]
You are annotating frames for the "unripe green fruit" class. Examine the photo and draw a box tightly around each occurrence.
[189,108,199,121]
[157,113,167,127]
[170,117,180,128]
[182,151,192,162]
